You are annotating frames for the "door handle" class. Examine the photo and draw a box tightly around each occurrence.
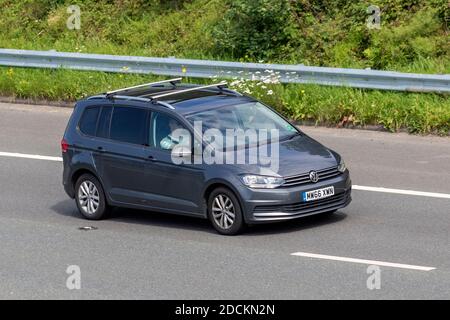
[97,146,106,153]
[147,155,160,162]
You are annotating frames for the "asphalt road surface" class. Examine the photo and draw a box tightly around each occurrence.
[0,102,449,299]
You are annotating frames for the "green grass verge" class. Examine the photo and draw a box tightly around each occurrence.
[1,66,448,135]
[0,1,448,135]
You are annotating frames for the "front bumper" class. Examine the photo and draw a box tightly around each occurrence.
[240,170,352,223]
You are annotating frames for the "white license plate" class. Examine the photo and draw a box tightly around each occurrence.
[302,186,335,202]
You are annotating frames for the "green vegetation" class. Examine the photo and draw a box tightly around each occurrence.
[0,0,448,134]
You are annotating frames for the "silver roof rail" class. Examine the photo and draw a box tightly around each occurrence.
[88,94,175,109]
[106,78,182,95]
[150,81,228,99]
[87,95,152,103]
[108,95,152,103]
[155,100,175,110]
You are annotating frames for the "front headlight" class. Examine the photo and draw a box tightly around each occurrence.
[241,175,285,189]
[338,159,347,173]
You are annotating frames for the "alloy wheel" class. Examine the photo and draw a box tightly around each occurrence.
[78,180,100,215]
[212,194,235,230]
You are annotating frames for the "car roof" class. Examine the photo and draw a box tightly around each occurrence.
[85,84,255,116]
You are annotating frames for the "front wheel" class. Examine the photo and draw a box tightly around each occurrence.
[208,187,245,235]
[75,174,109,220]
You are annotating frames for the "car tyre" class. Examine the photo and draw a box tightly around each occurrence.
[208,187,245,235]
[75,173,110,220]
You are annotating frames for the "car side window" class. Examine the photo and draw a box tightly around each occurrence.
[96,106,112,139]
[110,106,148,145]
[79,107,100,136]
[151,112,189,151]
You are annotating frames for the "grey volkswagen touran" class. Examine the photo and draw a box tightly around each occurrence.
[62,79,351,235]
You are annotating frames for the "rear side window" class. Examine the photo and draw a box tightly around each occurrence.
[79,107,100,136]
[96,107,112,138]
[110,106,148,145]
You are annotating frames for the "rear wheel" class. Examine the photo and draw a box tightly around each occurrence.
[75,174,109,220]
[208,187,245,235]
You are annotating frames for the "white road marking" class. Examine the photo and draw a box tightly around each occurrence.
[0,151,449,201]
[0,151,62,162]
[353,185,450,199]
[290,252,436,271]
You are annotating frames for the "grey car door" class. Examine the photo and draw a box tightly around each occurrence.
[98,105,149,205]
[143,111,204,216]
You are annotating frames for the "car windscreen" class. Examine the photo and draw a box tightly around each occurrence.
[186,102,299,149]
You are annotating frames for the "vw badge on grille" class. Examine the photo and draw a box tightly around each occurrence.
[309,171,319,183]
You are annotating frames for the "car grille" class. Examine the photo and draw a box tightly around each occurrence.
[282,166,341,187]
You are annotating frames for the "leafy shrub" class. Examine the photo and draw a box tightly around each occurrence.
[212,0,298,60]
[364,8,448,70]
[0,0,448,134]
